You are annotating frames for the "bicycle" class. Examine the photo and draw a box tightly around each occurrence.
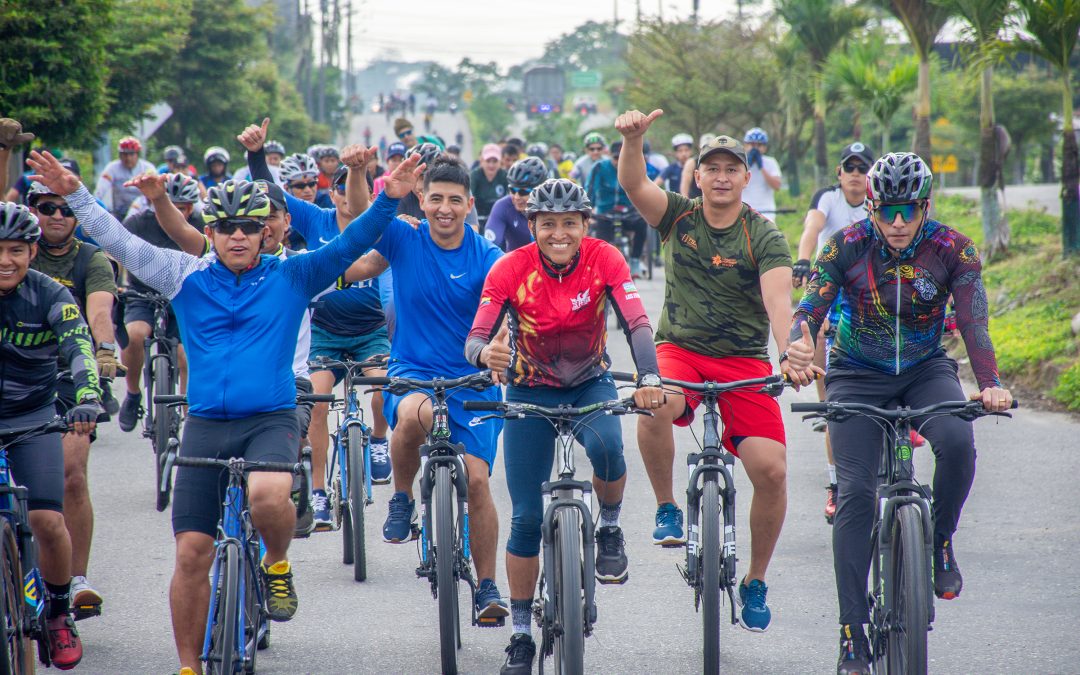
[791,398,1016,674]
[120,289,181,512]
[591,206,653,280]
[307,354,388,582]
[464,397,646,675]
[357,372,498,675]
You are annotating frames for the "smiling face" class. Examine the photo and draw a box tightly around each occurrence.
[0,240,35,294]
[287,179,317,203]
[30,195,76,246]
[530,211,585,266]
[204,218,268,272]
[695,153,750,209]
[260,208,290,252]
[421,181,472,242]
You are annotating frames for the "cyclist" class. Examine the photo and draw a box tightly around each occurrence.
[526,142,559,179]
[373,142,407,196]
[198,146,231,190]
[0,201,103,670]
[156,146,199,179]
[783,152,1013,674]
[116,174,198,432]
[393,117,417,149]
[741,128,782,220]
[396,143,481,229]
[617,109,796,632]
[470,144,509,230]
[312,145,341,207]
[465,179,666,674]
[26,182,120,617]
[94,136,155,220]
[27,149,420,675]
[550,143,573,179]
[656,133,695,193]
[587,140,656,278]
[483,156,546,252]
[233,140,285,185]
[793,142,874,523]
[277,153,321,249]
[500,143,521,171]
[570,132,606,186]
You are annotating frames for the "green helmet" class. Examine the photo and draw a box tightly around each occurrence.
[583,132,606,148]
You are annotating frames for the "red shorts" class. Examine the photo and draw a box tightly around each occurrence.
[656,342,786,456]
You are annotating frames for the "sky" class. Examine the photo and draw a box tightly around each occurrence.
[344,0,756,68]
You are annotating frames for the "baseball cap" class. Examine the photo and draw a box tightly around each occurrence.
[840,142,875,166]
[697,135,747,167]
[257,180,288,212]
[481,143,501,161]
[59,158,81,177]
[386,142,407,159]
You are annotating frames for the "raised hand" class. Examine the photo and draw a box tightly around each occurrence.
[237,117,270,153]
[26,150,82,197]
[380,153,425,200]
[341,144,377,170]
[124,173,168,201]
[0,118,34,151]
[615,109,663,140]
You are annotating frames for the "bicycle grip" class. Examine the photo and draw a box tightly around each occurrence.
[154,395,187,405]
[297,394,336,403]
[608,371,638,383]
[790,402,828,413]
[462,401,503,411]
[352,376,392,386]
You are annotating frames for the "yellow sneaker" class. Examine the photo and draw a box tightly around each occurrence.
[260,560,298,621]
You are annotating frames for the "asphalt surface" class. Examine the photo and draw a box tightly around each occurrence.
[941,183,1064,216]
[72,259,1080,675]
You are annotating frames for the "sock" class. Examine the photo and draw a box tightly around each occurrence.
[511,598,533,636]
[46,580,71,619]
[126,390,142,400]
[827,464,837,485]
[370,436,386,444]
[599,500,622,528]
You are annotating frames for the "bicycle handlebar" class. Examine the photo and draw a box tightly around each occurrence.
[791,399,1018,421]
[308,354,389,372]
[172,456,302,474]
[119,290,170,304]
[353,372,493,395]
[462,397,644,419]
[0,417,69,444]
[609,370,789,395]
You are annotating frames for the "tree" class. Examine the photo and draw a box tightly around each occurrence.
[540,21,627,73]
[776,0,868,187]
[774,34,814,196]
[466,93,513,144]
[827,38,919,154]
[0,0,112,148]
[991,66,1059,183]
[1011,0,1080,255]
[873,0,954,162]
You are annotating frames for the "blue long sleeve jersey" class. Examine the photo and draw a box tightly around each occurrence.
[68,186,399,419]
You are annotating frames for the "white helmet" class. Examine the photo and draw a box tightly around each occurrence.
[203,146,231,166]
[671,133,694,149]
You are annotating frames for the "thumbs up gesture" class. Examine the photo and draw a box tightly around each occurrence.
[781,321,823,388]
[615,109,664,140]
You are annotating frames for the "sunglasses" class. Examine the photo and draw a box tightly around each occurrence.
[874,202,923,224]
[587,145,603,152]
[289,180,318,190]
[35,202,75,218]
[842,160,869,174]
[509,187,532,196]
[213,219,265,235]
[397,130,414,139]
[334,183,347,194]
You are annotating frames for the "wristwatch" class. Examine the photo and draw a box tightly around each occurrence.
[638,373,662,388]
[98,342,117,352]
[778,351,790,365]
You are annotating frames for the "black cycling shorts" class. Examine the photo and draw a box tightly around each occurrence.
[0,405,65,512]
[171,410,299,537]
[123,297,182,343]
[295,377,313,440]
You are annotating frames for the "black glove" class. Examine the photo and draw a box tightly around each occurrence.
[792,258,812,283]
[746,147,763,169]
[66,400,104,427]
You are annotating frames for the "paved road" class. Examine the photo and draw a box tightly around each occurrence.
[941,183,1064,216]
[77,265,1079,674]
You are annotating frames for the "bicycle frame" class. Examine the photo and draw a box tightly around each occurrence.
[335,367,372,507]
[0,454,45,628]
[140,297,179,442]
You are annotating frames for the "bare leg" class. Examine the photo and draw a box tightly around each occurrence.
[170,531,214,673]
[463,454,498,581]
[635,393,686,506]
[248,473,296,564]
[62,433,93,577]
[121,321,150,396]
[389,394,431,498]
[307,370,336,491]
[735,437,787,582]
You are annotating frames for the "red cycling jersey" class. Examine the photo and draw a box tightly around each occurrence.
[465,237,658,388]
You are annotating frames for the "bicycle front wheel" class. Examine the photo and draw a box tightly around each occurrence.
[700,478,722,675]
[243,540,265,672]
[153,355,175,512]
[206,542,240,675]
[346,429,367,581]
[553,507,584,675]
[435,464,460,674]
[887,504,929,674]
[0,521,28,675]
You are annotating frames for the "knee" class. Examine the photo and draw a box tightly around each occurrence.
[124,323,150,346]
[467,471,491,503]
[63,464,89,497]
[29,511,68,545]
[585,439,625,482]
[174,536,213,577]
[248,479,291,516]
[508,515,542,558]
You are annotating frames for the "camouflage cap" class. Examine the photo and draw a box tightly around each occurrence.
[698,135,747,168]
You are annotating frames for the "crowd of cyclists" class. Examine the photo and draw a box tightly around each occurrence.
[0,102,1013,675]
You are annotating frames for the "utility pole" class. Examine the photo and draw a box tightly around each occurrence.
[691,0,699,24]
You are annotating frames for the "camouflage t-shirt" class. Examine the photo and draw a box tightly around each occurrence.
[654,192,791,360]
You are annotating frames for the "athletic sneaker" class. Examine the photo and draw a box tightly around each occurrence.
[311,489,331,529]
[824,484,838,524]
[178,668,197,675]
[474,578,509,622]
[836,624,872,675]
[369,437,391,484]
[934,539,963,599]
[293,505,315,538]
[260,560,298,621]
[46,614,82,670]
[652,502,686,546]
[71,576,102,620]
[382,491,417,543]
[736,578,771,632]
[812,418,827,433]
[500,633,536,675]
[594,525,629,584]
[118,392,142,432]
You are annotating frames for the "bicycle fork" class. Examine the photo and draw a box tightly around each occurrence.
[683,453,738,623]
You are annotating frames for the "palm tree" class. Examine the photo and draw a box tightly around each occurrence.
[873,0,954,161]
[776,0,868,187]
[936,0,1013,257]
[827,40,919,154]
[775,34,814,196]
[1012,0,1080,255]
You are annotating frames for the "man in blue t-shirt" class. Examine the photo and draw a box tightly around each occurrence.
[655,133,694,193]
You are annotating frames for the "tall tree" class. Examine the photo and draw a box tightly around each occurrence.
[827,39,919,154]
[1011,0,1080,255]
[776,0,867,187]
[775,34,814,197]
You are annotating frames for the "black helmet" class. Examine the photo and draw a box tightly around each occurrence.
[165,173,200,204]
[264,140,286,157]
[313,145,339,160]
[202,180,271,226]
[507,157,548,189]
[526,142,547,158]
[526,179,592,217]
[866,152,933,205]
[406,142,443,169]
[0,202,41,242]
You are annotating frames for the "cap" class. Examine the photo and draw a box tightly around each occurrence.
[258,180,288,212]
[393,117,414,135]
[332,164,349,186]
[840,142,875,166]
[698,135,747,167]
[58,158,81,177]
[481,143,501,161]
[386,142,407,159]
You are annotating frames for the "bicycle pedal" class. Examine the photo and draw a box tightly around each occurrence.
[596,574,628,586]
[660,541,686,549]
[73,604,101,621]
[476,615,505,628]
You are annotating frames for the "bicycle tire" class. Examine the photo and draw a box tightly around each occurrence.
[206,542,239,675]
[347,430,367,581]
[243,541,262,673]
[435,465,459,675]
[153,355,175,512]
[553,507,584,675]
[701,479,722,675]
[887,504,929,675]
[0,522,28,675]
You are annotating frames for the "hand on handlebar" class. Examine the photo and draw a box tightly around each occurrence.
[480,341,511,385]
[632,386,666,410]
[971,386,1013,413]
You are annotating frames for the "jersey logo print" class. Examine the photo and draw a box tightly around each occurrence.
[711,255,737,268]
[681,233,698,251]
[570,289,591,311]
[61,304,81,321]
[450,272,467,280]
[318,236,333,245]
[467,416,485,427]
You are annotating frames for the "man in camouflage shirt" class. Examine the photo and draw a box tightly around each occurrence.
[616,109,803,633]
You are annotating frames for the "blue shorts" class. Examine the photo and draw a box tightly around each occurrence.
[382,371,503,472]
[309,324,391,384]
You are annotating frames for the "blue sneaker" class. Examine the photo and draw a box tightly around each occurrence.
[369,437,391,484]
[474,578,509,624]
[652,503,686,546]
[311,489,331,530]
[736,578,771,632]
[382,491,416,543]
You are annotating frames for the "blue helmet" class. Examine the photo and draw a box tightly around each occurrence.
[744,127,769,144]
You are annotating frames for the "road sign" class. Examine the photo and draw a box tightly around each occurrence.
[462,89,473,103]
[569,71,602,89]
[932,154,958,173]
[135,102,173,140]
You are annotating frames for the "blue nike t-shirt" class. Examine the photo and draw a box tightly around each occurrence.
[285,194,385,336]
[375,218,503,378]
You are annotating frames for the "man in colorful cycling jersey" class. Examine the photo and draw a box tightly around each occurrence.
[784,152,1013,675]
[0,202,103,670]
[466,179,665,674]
[27,150,421,675]
[94,136,156,221]
[483,156,547,252]
[617,109,796,633]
